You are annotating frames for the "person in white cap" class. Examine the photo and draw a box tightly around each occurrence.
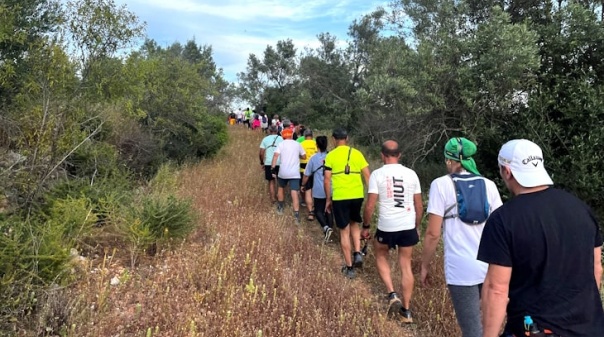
[478,139,604,337]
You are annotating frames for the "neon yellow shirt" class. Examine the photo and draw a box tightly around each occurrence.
[300,139,317,168]
[324,145,368,200]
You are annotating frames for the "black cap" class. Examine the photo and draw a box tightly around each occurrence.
[332,128,348,140]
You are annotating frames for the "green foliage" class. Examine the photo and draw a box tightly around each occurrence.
[137,195,194,241]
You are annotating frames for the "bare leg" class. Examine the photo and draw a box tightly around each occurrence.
[375,240,394,292]
[269,180,277,202]
[350,222,362,252]
[290,189,299,212]
[339,225,352,266]
[398,246,414,309]
[305,189,313,213]
[277,186,284,202]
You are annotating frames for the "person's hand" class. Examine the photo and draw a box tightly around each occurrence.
[325,199,332,213]
[300,185,306,193]
[361,228,371,240]
[420,265,430,287]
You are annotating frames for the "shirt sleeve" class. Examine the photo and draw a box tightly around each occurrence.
[487,180,503,212]
[304,157,314,176]
[324,153,332,171]
[412,171,422,194]
[259,138,267,149]
[477,210,513,267]
[426,179,446,217]
[275,143,282,154]
[355,150,369,169]
[367,171,378,194]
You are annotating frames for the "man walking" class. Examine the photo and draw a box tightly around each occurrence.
[362,140,423,323]
[478,139,604,337]
[271,121,306,223]
[299,129,317,218]
[301,136,332,241]
[324,128,370,279]
[259,125,283,203]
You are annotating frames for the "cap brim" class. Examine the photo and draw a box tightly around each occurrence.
[512,169,553,188]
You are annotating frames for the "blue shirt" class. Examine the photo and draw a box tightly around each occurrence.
[304,152,327,198]
[260,135,283,165]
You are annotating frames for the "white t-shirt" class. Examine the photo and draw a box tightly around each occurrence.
[368,164,421,232]
[427,173,503,286]
[275,139,305,179]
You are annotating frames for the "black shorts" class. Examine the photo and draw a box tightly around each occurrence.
[332,198,363,229]
[300,172,313,190]
[375,228,419,249]
[264,166,279,181]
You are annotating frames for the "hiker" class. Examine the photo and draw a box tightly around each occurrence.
[252,114,261,130]
[324,128,370,279]
[478,139,604,337]
[420,137,502,337]
[271,120,306,223]
[299,129,317,217]
[301,136,333,241]
[260,112,269,133]
[259,125,283,203]
[362,140,423,324]
[236,108,243,124]
[243,107,252,129]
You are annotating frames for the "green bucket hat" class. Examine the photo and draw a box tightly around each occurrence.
[444,137,480,175]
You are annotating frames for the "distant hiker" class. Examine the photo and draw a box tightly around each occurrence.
[260,112,269,133]
[252,114,261,130]
[236,108,243,124]
[271,120,306,223]
[420,137,502,337]
[301,136,333,241]
[478,139,604,337]
[259,125,283,203]
[362,140,423,324]
[243,107,252,129]
[324,128,370,279]
[299,129,317,220]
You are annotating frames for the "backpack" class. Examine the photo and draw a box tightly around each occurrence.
[261,115,267,123]
[444,173,490,225]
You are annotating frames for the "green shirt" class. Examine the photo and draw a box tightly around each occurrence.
[324,145,368,201]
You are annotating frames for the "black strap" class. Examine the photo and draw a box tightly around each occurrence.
[332,146,360,175]
[267,135,279,148]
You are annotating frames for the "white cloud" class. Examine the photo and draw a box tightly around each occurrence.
[115,0,387,81]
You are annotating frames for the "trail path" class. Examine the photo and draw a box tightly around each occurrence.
[74,127,441,336]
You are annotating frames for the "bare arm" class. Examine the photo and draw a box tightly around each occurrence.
[361,166,370,186]
[259,148,266,164]
[324,170,332,211]
[363,193,378,225]
[481,264,511,337]
[413,193,424,229]
[420,213,443,285]
[271,152,280,168]
[595,246,602,290]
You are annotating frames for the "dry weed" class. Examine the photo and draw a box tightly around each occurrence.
[58,127,461,337]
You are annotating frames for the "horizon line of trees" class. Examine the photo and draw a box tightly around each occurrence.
[236,0,604,220]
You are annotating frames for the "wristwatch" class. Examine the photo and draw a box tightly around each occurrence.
[362,223,371,229]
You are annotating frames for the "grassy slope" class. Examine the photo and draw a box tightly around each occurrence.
[65,127,461,337]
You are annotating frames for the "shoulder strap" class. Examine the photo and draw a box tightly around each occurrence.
[443,174,458,219]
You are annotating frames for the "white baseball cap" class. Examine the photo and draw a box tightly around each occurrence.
[497,139,553,187]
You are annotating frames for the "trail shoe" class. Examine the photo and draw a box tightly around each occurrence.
[294,211,300,224]
[353,251,363,268]
[399,308,413,324]
[323,227,333,243]
[341,266,356,279]
[387,292,404,319]
[276,203,284,215]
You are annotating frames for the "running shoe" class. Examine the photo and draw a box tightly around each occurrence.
[387,293,404,319]
[294,212,300,225]
[341,266,356,279]
[276,204,284,215]
[399,308,413,324]
[323,227,333,243]
[353,251,363,268]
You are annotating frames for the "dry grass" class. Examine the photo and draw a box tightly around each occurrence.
[51,127,461,337]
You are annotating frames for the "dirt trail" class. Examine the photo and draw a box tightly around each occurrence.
[72,126,425,336]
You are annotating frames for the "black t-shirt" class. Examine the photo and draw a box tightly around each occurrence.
[478,188,604,336]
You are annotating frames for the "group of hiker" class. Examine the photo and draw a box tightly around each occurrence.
[257,123,604,337]
[228,107,271,132]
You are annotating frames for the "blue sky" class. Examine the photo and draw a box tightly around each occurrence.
[114,0,388,82]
